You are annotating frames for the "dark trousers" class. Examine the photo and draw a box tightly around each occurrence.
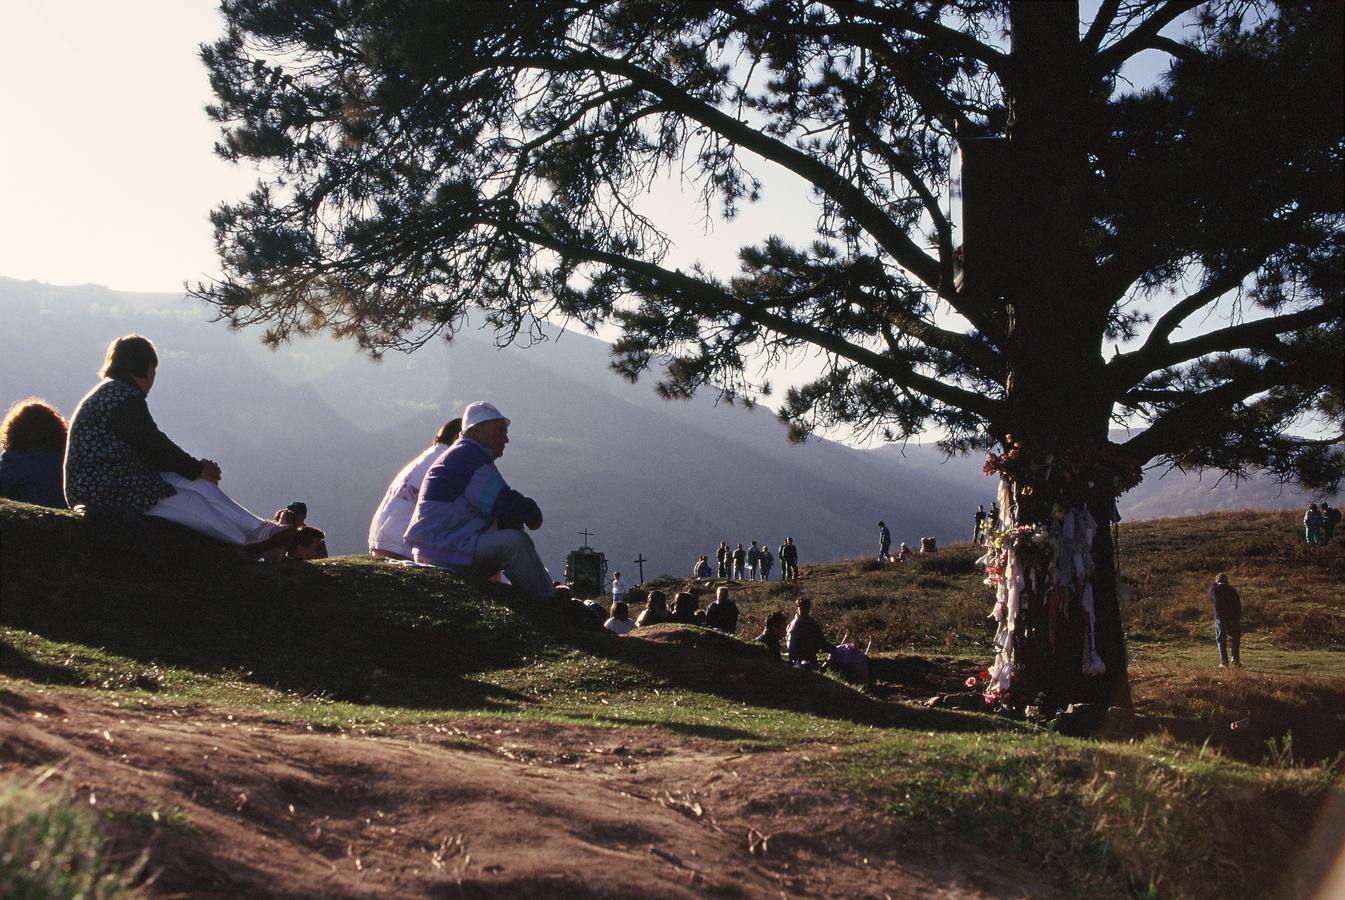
[1215,618,1241,666]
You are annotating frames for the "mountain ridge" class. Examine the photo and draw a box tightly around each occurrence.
[0,277,1332,574]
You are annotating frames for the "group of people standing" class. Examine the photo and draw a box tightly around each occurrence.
[1303,503,1339,545]
[698,539,799,582]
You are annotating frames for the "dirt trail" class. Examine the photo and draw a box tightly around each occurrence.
[0,687,1058,899]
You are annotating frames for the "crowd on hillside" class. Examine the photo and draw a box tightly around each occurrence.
[0,333,1334,682]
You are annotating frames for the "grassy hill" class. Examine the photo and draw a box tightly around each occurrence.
[1,500,1342,899]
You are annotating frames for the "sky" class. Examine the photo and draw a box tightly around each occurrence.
[0,0,819,294]
[0,2,1218,446]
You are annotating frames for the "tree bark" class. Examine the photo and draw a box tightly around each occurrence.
[978,2,1132,713]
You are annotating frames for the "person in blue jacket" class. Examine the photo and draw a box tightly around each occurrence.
[404,401,555,600]
[0,399,68,507]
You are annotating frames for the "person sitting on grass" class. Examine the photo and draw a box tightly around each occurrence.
[704,586,739,634]
[896,542,911,563]
[368,418,461,559]
[669,590,701,624]
[286,526,329,561]
[404,402,555,601]
[64,334,295,555]
[786,597,830,668]
[635,590,670,627]
[604,600,635,635]
[0,398,68,508]
[753,611,788,662]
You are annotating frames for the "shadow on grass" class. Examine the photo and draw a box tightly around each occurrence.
[586,715,762,742]
[1,501,1008,734]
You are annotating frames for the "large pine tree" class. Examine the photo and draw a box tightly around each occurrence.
[197,0,1342,710]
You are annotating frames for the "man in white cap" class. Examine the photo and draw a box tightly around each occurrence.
[403,402,554,600]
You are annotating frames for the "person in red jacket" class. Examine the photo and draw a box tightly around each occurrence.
[1208,573,1242,668]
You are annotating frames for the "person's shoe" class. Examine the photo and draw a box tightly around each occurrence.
[1218,663,1227,668]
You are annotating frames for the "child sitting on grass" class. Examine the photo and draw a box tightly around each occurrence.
[604,600,635,635]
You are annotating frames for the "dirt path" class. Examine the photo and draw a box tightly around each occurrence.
[0,686,1059,899]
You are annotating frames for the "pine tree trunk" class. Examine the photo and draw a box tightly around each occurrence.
[977,2,1134,713]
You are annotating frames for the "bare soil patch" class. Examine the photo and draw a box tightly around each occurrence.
[0,688,1055,899]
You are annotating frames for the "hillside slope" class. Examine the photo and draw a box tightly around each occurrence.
[2,501,1342,899]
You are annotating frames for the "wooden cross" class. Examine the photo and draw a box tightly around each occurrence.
[633,554,648,585]
[578,528,594,548]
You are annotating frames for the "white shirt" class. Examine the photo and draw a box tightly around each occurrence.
[368,443,448,556]
[611,576,627,601]
[604,617,636,635]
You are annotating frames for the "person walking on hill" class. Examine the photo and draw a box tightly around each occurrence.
[65,334,294,554]
[732,542,746,580]
[1322,502,1340,543]
[747,540,762,580]
[368,418,461,559]
[878,521,892,561]
[760,545,774,580]
[1304,504,1324,545]
[973,504,986,545]
[1208,573,1242,668]
[717,541,730,578]
[779,537,798,581]
[405,401,555,601]
[611,570,627,604]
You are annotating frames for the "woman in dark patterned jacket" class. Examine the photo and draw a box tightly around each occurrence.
[64,335,293,552]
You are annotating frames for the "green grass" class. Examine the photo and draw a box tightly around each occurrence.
[825,729,1339,900]
[0,775,146,898]
[2,498,1342,900]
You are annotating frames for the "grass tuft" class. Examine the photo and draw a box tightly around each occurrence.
[0,775,146,898]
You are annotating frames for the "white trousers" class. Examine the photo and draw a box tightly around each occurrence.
[472,529,554,601]
[145,473,280,546]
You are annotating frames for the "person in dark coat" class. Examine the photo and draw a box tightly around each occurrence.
[1322,503,1340,543]
[878,521,892,561]
[704,586,739,634]
[786,597,829,668]
[1209,572,1242,668]
[669,590,701,624]
[753,611,788,662]
[64,334,293,552]
[779,537,799,581]
[0,399,68,508]
[635,590,670,627]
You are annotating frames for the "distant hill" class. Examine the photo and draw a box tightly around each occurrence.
[0,277,1333,573]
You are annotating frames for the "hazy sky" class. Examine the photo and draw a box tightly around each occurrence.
[0,0,820,295]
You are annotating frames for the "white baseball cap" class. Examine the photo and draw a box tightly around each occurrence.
[461,401,509,431]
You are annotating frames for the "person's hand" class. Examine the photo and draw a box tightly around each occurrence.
[200,459,222,484]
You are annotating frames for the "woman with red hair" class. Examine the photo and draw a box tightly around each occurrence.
[0,398,68,507]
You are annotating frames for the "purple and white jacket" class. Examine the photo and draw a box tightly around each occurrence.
[403,437,542,567]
